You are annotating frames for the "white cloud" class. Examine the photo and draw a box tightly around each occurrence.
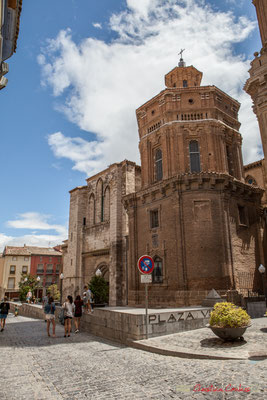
[0,233,65,252]
[0,212,68,250]
[39,0,261,176]
[92,22,102,29]
[7,212,67,236]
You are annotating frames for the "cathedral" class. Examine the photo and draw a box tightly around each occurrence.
[62,0,267,307]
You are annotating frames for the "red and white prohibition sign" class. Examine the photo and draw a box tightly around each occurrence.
[137,255,155,275]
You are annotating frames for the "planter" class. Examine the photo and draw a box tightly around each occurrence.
[207,324,251,341]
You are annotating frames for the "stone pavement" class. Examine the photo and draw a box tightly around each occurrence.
[0,313,267,399]
[131,318,267,360]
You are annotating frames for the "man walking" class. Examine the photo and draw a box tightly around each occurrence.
[0,297,10,332]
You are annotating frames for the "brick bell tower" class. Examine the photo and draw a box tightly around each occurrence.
[124,53,264,308]
[244,0,267,184]
[136,52,244,188]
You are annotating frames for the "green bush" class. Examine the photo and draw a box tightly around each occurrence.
[89,276,109,304]
[209,302,251,328]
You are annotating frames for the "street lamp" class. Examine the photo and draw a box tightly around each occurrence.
[60,273,64,305]
[258,264,266,305]
[36,276,41,303]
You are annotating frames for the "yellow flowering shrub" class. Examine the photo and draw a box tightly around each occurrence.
[209,302,251,328]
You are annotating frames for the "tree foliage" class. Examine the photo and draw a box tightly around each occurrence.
[18,274,39,301]
[47,284,60,301]
[89,275,109,304]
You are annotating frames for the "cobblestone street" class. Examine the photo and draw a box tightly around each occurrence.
[0,314,267,400]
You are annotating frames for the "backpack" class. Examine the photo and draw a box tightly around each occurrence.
[0,302,8,314]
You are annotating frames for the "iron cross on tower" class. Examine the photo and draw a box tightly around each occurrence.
[178,49,185,59]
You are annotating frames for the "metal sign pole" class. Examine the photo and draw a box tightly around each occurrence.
[137,255,154,341]
[145,283,148,339]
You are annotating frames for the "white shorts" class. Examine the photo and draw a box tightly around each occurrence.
[45,314,55,320]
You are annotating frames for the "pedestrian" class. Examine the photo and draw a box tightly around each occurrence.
[26,290,32,304]
[84,285,93,314]
[74,295,83,333]
[42,292,50,323]
[62,295,75,337]
[44,296,56,337]
[0,296,10,332]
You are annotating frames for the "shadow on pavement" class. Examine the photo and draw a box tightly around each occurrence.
[0,315,125,350]
[200,337,247,349]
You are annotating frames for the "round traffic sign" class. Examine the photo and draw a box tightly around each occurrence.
[137,255,154,274]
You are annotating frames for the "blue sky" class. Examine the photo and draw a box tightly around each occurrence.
[0,0,262,249]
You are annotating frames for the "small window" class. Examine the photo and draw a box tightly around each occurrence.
[56,264,60,273]
[155,148,163,181]
[238,205,247,226]
[22,266,28,274]
[46,264,53,274]
[49,257,52,262]
[152,257,163,283]
[151,110,155,115]
[189,140,201,173]
[83,217,86,226]
[10,265,16,275]
[8,277,15,289]
[183,80,188,88]
[150,210,159,229]
[12,256,17,261]
[40,256,43,262]
[37,264,44,274]
[24,257,29,261]
[71,259,73,266]
[70,232,73,242]
[245,176,257,186]
[45,278,53,287]
[188,98,194,104]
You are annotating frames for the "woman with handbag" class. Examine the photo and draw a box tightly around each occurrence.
[62,295,75,337]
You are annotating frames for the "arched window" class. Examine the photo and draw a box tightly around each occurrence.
[89,194,95,226]
[155,148,163,181]
[104,186,110,221]
[152,257,163,283]
[189,140,201,173]
[96,179,104,223]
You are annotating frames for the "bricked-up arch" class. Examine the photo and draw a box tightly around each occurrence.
[189,140,201,173]
[96,179,104,223]
[96,263,109,282]
[104,186,110,221]
[155,148,163,181]
[152,256,163,283]
[89,194,95,226]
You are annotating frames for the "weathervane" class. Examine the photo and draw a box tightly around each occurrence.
[178,48,186,67]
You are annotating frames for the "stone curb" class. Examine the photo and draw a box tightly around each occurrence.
[127,340,267,361]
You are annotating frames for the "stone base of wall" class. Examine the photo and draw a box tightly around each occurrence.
[9,303,212,342]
